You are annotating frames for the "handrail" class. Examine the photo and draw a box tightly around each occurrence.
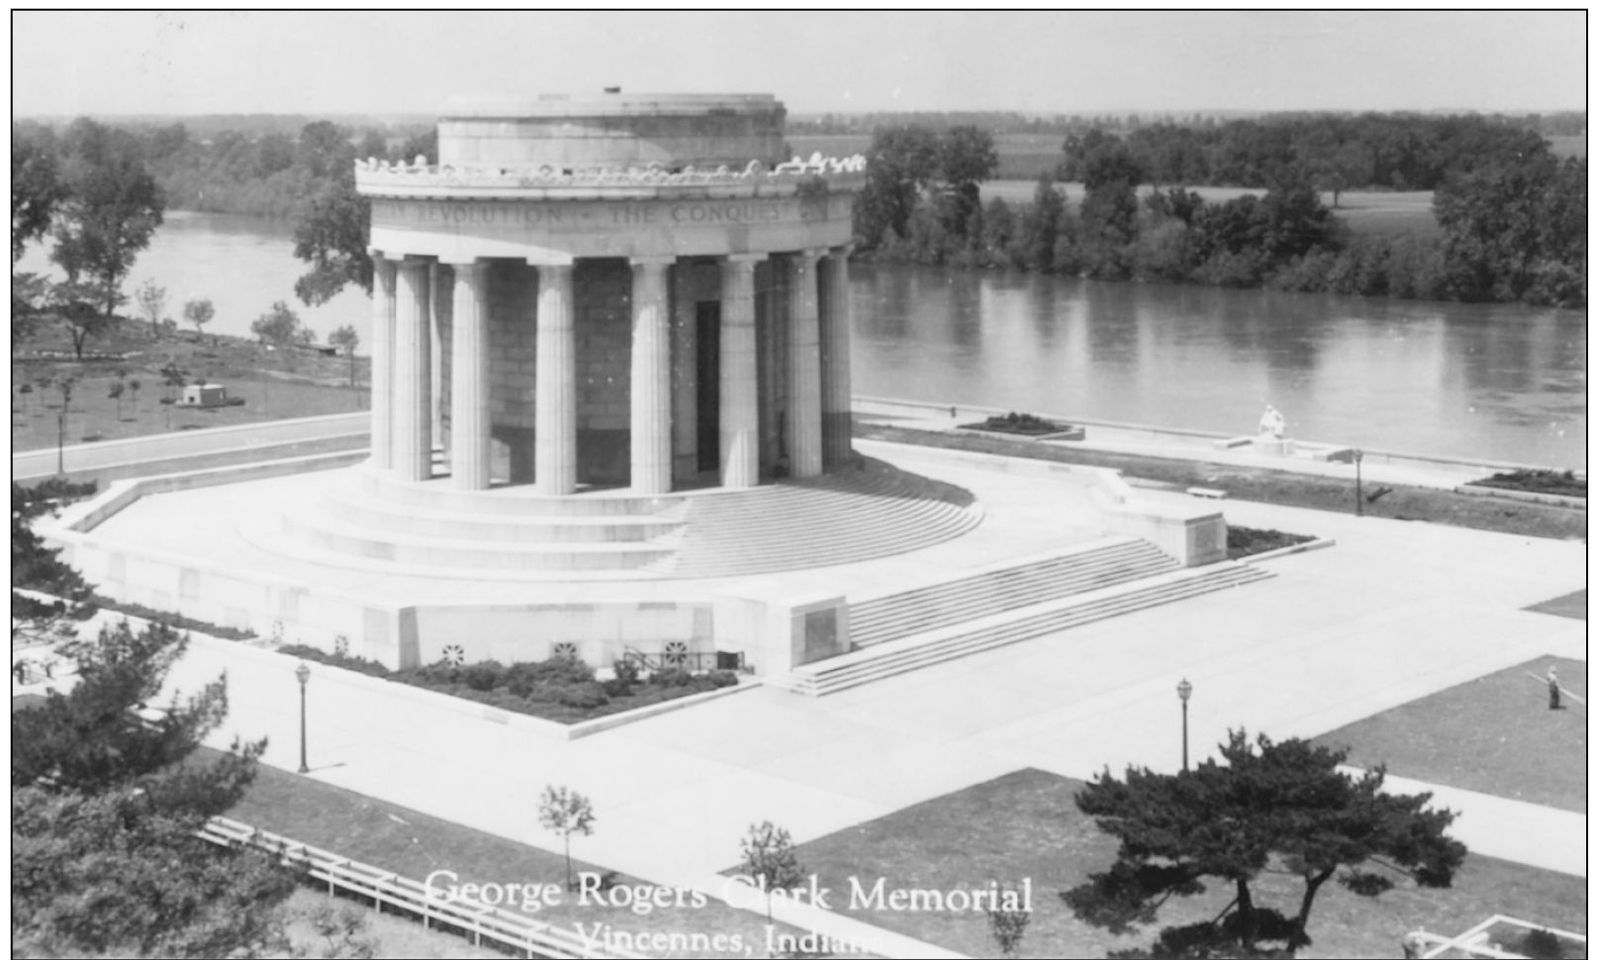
[197,815,646,960]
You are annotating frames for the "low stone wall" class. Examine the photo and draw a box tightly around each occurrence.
[872,440,1228,568]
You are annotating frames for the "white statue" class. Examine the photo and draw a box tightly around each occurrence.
[1258,405,1286,439]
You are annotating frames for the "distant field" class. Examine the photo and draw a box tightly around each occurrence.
[790,126,1526,237]
[981,179,1439,236]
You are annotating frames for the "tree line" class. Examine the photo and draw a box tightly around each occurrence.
[791,108,1584,143]
[854,122,1586,307]
[12,117,383,356]
[1059,112,1563,194]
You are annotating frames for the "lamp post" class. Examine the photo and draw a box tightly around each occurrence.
[294,661,311,774]
[1177,677,1193,772]
[1352,449,1365,517]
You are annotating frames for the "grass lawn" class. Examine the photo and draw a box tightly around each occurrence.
[222,755,823,959]
[1315,658,1587,813]
[13,315,368,452]
[794,768,1587,960]
[858,420,1587,542]
[1526,589,1587,621]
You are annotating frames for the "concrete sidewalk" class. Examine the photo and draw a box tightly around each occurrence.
[12,411,367,481]
[854,396,1538,490]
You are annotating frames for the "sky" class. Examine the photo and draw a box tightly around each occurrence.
[11,10,1589,119]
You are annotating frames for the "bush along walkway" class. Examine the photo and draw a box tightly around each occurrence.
[278,646,740,725]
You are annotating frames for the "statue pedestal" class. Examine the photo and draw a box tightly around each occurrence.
[1251,436,1294,456]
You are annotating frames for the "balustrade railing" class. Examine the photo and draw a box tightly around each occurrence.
[621,646,743,673]
[355,153,867,190]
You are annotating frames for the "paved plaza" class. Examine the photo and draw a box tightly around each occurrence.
[20,424,1586,952]
[131,440,1585,894]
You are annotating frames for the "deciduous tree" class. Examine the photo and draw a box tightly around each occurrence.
[1063,730,1466,958]
[135,278,168,339]
[292,177,372,307]
[183,296,216,342]
[537,784,596,891]
[1435,151,1586,306]
[738,820,805,921]
[852,126,941,249]
[328,324,360,387]
[251,300,313,349]
[12,127,65,264]
[50,118,165,319]
[1018,174,1067,272]
[936,125,999,241]
[1079,137,1145,278]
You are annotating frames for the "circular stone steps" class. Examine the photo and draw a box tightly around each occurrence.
[243,459,981,581]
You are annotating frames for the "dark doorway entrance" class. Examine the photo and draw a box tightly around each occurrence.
[696,301,721,472]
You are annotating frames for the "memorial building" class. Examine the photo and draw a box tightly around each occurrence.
[357,91,864,493]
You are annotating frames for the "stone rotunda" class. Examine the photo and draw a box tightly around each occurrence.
[361,91,863,494]
[236,91,986,668]
[287,91,981,583]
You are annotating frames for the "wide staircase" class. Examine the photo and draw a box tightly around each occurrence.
[773,537,1273,696]
[243,458,981,581]
[245,468,689,580]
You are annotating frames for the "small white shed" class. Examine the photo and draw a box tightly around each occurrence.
[180,382,228,407]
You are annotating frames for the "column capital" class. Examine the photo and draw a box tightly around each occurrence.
[527,254,576,268]
[399,254,434,266]
[792,247,827,262]
[437,255,484,267]
[827,243,857,259]
[723,252,769,264]
[629,255,677,267]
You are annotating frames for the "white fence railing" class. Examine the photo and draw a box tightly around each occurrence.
[198,815,645,960]
[1409,914,1588,959]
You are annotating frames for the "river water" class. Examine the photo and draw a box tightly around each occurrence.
[17,211,1587,467]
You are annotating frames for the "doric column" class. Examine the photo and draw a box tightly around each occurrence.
[533,260,576,496]
[393,257,432,481]
[447,259,490,490]
[369,253,396,470]
[430,261,455,456]
[819,246,855,468]
[720,254,764,489]
[630,257,673,494]
[785,249,824,479]
[670,263,698,485]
